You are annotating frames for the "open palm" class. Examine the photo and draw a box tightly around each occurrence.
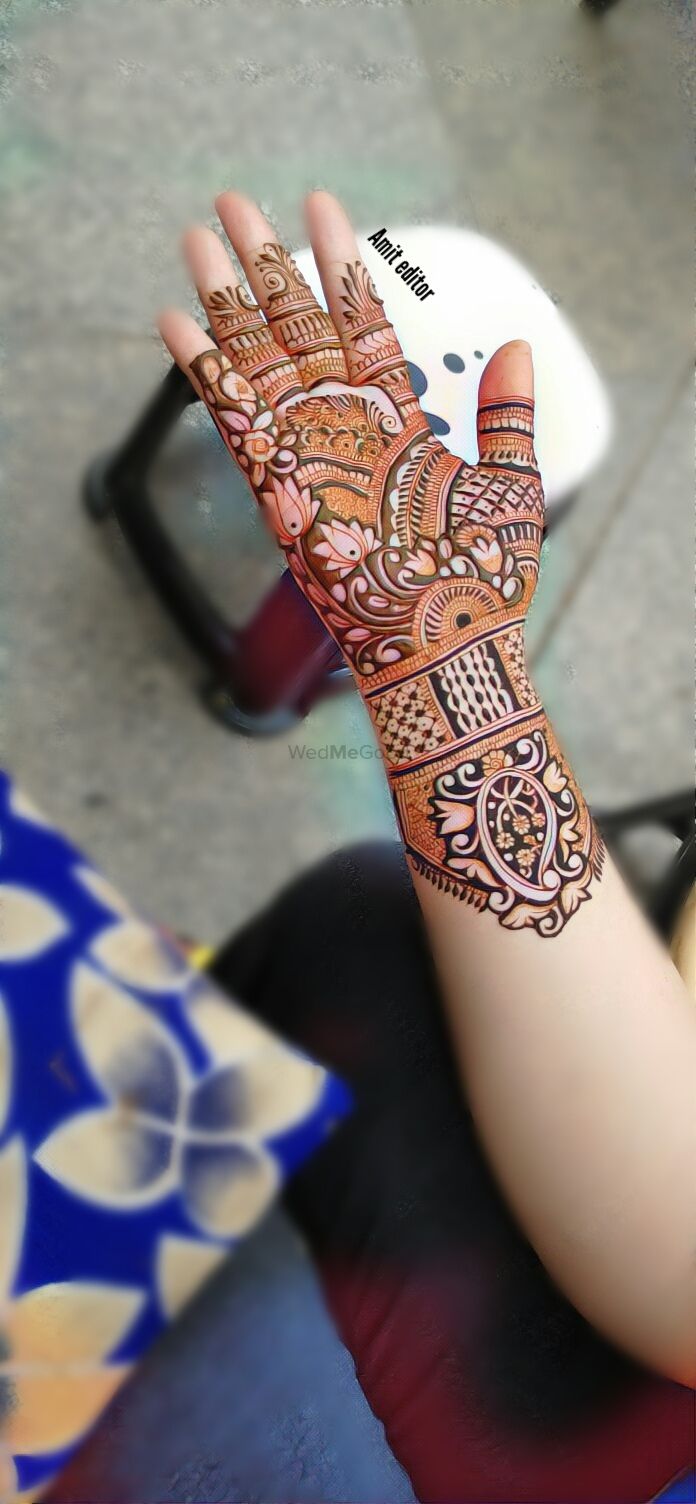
[172,228,543,686]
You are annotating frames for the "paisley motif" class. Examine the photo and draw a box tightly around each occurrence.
[477,769,560,902]
[426,727,603,932]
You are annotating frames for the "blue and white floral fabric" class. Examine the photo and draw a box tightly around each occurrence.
[0,772,350,1503]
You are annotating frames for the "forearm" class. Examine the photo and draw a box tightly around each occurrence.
[372,644,696,1385]
[161,189,695,1387]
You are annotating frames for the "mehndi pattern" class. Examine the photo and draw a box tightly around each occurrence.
[192,251,603,935]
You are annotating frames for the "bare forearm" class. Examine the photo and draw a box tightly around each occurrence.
[383,683,696,1385]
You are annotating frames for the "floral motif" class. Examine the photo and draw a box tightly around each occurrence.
[452,523,523,604]
[512,814,530,835]
[469,532,503,575]
[482,750,506,776]
[216,364,258,412]
[221,405,296,488]
[0,1140,143,1471]
[313,518,376,577]
[401,543,438,578]
[0,768,348,1502]
[260,474,320,548]
[431,798,474,836]
[35,963,324,1238]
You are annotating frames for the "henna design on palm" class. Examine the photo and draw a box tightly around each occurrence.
[189,245,603,936]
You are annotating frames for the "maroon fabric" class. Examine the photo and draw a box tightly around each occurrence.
[318,1262,692,1502]
[213,841,694,1504]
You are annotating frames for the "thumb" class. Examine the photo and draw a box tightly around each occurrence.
[476,339,537,470]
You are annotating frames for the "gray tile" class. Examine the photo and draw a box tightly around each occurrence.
[411,0,692,378]
[526,364,691,658]
[1,0,459,335]
[533,377,694,808]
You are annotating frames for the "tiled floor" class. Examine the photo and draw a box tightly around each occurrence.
[1,0,692,941]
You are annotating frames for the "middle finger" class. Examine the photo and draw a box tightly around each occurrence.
[183,226,305,409]
[215,191,349,390]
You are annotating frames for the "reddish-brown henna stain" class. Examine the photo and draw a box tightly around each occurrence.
[191,247,603,936]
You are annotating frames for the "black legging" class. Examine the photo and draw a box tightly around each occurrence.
[211,841,692,1504]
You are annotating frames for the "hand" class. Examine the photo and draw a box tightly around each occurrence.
[160,191,602,936]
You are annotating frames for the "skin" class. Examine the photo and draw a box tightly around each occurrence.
[159,189,696,1386]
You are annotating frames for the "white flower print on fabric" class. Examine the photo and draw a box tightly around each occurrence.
[72,865,135,921]
[0,888,67,962]
[0,769,348,1504]
[35,964,324,1239]
[0,1140,144,1476]
[184,976,327,1138]
[89,918,191,994]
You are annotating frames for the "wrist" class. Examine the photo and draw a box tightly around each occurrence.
[362,623,603,936]
[364,617,541,776]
